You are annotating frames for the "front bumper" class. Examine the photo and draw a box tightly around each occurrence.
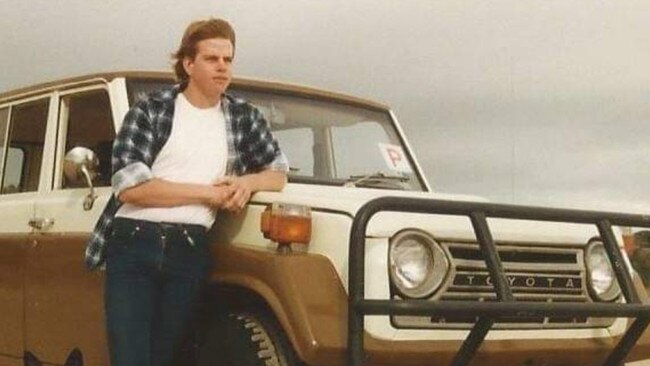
[361,326,650,366]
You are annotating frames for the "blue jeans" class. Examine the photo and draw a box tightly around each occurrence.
[105,218,211,366]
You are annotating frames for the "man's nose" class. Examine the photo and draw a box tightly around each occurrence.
[216,58,228,69]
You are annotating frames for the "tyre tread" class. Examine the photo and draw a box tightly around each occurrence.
[198,308,303,366]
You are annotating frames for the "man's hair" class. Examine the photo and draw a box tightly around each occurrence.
[172,18,236,81]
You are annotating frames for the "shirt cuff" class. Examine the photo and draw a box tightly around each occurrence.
[266,151,290,172]
[111,162,154,197]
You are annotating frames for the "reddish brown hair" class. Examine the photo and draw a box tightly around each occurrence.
[172,18,236,81]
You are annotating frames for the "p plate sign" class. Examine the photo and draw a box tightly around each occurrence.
[379,143,413,173]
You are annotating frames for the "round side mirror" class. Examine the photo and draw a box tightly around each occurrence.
[64,147,99,184]
[64,147,100,210]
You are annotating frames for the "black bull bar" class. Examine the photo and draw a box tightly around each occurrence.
[348,197,650,366]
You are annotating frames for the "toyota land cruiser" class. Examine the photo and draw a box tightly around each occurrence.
[1,71,650,366]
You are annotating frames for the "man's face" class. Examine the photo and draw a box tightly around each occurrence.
[183,38,234,98]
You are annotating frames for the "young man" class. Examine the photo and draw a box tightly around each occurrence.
[85,18,288,366]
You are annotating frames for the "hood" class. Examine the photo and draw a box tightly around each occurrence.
[253,184,610,246]
[253,183,486,214]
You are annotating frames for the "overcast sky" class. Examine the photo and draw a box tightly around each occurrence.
[2,0,649,212]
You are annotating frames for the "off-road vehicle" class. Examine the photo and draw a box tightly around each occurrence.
[1,71,650,366]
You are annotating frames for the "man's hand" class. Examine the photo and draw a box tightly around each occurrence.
[205,184,237,209]
[212,170,286,212]
[214,176,252,212]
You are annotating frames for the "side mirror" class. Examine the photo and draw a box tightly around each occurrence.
[64,147,100,211]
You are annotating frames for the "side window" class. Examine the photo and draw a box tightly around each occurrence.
[60,90,115,188]
[269,127,314,176]
[4,148,25,193]
[1,99,49,194]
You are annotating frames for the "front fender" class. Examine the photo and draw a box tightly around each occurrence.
[209,244,348,366]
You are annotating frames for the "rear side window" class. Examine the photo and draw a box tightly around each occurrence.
[1,99,49,194]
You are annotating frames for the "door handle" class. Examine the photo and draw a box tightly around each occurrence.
[28,218,55,231]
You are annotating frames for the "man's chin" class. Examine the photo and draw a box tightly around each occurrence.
[213,83,230,94]
[202,86,227,99]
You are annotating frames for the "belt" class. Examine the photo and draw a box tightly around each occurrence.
[113,217,208,241]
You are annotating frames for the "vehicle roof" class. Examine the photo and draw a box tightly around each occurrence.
[0,71,389,111]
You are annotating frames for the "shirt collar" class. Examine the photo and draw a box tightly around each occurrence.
[155,81,231,111]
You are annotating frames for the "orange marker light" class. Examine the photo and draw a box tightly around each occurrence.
[261,203,312,253]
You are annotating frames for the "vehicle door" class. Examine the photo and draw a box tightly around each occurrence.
[25,85,115,365]
[0,97,51,365]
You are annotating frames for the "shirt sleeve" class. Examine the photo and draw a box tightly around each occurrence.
[111,102,156,197]
[241,105,290,173]
[266,150,290,172]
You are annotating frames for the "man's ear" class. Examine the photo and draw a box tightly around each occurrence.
[182,56,194,77]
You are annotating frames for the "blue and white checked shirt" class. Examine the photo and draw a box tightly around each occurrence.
[85,84,288,270]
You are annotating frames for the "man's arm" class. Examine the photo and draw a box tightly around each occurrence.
[214,100,289,211]
[238,169,287,192]
[118,178,235,208]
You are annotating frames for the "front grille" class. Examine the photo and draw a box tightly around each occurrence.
[391,241,617,330]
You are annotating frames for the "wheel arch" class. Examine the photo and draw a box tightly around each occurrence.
[205,244,348,366]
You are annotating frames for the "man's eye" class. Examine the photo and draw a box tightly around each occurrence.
[205,56,232,64]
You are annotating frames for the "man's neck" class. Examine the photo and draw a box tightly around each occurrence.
[182,84,221,109]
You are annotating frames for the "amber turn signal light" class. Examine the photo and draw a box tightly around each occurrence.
[261,203,312,252]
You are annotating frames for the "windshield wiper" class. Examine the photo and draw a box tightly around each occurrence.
[343,172,411,189]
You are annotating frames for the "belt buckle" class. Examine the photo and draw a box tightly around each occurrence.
[159,222,173,229]
[158,222,179,236]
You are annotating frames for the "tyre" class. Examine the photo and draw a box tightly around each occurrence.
[198,310,303,366]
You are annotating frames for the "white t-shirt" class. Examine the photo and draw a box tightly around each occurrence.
[116,93,228,227]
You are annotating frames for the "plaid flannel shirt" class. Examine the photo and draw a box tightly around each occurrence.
[85,84,288,270]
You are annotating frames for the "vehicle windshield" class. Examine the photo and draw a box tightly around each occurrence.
[127,78,425,191]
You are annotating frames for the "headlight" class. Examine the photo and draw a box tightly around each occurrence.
[389,230,450,298]
[585,241,621,302]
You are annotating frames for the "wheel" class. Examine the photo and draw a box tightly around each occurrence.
[197,310,303,366]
